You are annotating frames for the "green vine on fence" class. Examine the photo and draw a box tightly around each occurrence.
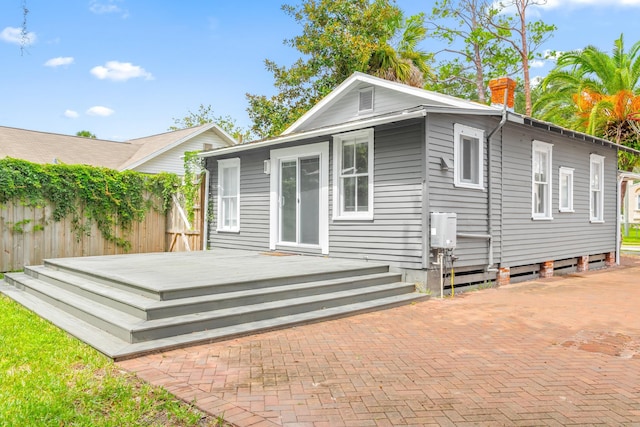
[0,158,181,250]
[183,151,205,226]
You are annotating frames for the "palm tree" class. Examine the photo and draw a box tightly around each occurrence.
[534,34,640,170]
[368,13,433,87]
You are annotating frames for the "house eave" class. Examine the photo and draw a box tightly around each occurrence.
[121,123,236,171]
[519,115,640,156]
[282,72,496,135]
[199,108,429,158]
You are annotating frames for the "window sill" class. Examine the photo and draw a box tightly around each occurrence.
[590,220,605,224]
[333,214,374,222]
[531,216,554,221]
[559,209,574,213]
[454,182,484,191]
[216,228,240,234]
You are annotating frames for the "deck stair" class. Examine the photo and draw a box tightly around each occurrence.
[0,250,427,360]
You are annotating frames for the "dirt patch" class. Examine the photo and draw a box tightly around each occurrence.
[562,331,640,358]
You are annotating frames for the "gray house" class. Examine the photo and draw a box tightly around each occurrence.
[202,72,638,293]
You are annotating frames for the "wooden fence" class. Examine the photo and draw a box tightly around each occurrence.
[0,183,206,272]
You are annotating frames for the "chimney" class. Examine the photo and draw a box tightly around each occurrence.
[488,77,516,109]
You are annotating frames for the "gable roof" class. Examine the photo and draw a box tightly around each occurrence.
[0,126,137,169]
[118,123,236,171]
[0,123,236,171]
[282,72,497,135]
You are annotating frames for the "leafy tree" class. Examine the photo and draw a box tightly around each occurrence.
[75,130,96,139]
[426,0,554,112]
[170,104,251,143]
[483,0,555,115]
[246,0,432,138]
[427,0,517,103]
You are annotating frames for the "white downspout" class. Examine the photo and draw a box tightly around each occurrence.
[485,94,509,271]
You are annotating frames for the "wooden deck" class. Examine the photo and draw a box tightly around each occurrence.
[1,249,427,360]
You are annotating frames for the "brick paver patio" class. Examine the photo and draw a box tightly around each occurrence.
[118,256,640,426]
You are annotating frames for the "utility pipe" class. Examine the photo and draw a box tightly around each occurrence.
[484,88,509,271]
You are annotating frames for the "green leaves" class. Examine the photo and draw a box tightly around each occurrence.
[246,0,432,138]
[0,158,180,249]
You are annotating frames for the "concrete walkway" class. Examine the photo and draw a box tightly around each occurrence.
[119,256,640,426]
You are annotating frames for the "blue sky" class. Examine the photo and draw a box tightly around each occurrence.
[2,0,640,141]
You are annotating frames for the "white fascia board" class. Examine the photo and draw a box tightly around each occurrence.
[200,108,428,158]
[283,72,495,135]
[123,124,235,171]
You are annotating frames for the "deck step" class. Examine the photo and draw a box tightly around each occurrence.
[1,251,429,359]
[0,280,426,360]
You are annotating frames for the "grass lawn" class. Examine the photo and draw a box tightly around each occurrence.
[0,293,225,426]
[622,234,640,246]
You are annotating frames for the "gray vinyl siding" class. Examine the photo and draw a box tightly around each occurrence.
[300,83,432,132]
[328,121,424,269]
[207,150,271,251]
[133,132,228,175]
[499,125,618,267]
[426,114,503,269]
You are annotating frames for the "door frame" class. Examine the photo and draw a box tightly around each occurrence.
[269,142,329,254]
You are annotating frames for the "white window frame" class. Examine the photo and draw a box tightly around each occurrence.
[558,167,574,213]
[332,128,374,220]
[636,193,640,211]
[532,140,553,220]
[453,124,484,190]
[590,154,605,223]
[217,158,240,232]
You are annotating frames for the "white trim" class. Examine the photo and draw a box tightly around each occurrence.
[269,142,329,255]
[590,153,605,223]
[558,166,574,213]
[282,72,496,135]
[122,123,236,171]
[201,109,427,159]
[216,158,241,232]
[453,124,484,190]
[532,140,553,220]
[332,128,375,221]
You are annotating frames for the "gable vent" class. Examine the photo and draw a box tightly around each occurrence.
[358,87,374,113]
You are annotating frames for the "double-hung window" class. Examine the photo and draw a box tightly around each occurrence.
[453,124,484,189]
[590,154,605,222]
[559,167,574,212]
[333,129,374,220]
[532,140,553,220]
[217,158,240,232]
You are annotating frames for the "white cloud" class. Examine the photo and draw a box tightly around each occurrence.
[64,110,79,119]
[0,26,36,46]
[530,59,546,68]
[89,0,129,18]
[543,49,564,61]
[530,76,544,88]
[86,106,115,117]
[44,57,74,68]
[90,61,153,81]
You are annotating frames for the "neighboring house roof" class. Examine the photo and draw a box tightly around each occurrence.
[119,123,235,171]
[0,123,236,172]
[0,126,137,169]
